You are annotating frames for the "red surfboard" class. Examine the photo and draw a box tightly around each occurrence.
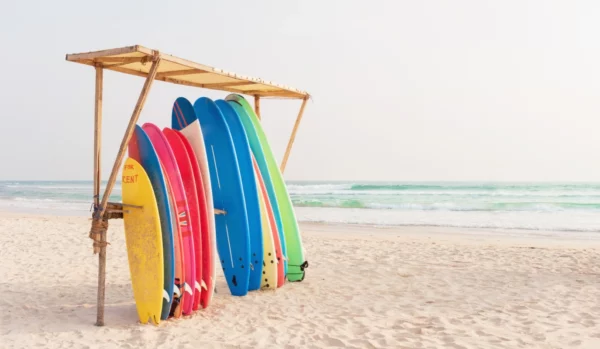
[174,130,214,309]
[143,123,196,316]
[163,173,185,317]
[252,157,285,287]
[163,128,203,314]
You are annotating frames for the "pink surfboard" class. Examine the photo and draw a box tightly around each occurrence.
[163,128,203,313]
[143,123,196,316]
[252,157,285,287]
[174,131,214,309]
[163,174,185,318]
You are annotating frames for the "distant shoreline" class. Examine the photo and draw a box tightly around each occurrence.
[1,209,598,243]
[2,180,600,233]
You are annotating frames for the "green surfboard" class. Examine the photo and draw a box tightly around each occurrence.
[226,94,308,282]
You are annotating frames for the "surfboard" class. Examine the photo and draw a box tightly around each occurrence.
[174,130,211,310]
[252,160,278,290]
[253,156,285,288]
[216,99,263,291]
[143,123,196,314]
[226,94,308,282]
[171,97,216,308]
[163,174,185,318]
[225,98,288,275]
[163,128,202,313]
[194,96,251,296]
[128,125,175,320]
[121,157,164,325]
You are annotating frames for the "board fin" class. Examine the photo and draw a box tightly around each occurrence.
[173,285,181,297]
[201,279,208,290]
[184,282,193,295]
[195,280,201,292]
[163,289,171,302]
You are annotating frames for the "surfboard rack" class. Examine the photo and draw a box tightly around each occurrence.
[120,203,144,209]
[101,202,123,219]
[102,202,145,219]
[66,45,310,327]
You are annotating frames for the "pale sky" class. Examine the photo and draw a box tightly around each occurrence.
[2,0,600,181]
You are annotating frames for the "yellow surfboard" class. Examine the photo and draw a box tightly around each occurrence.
[257,175,278,290]
[122,157,164,325]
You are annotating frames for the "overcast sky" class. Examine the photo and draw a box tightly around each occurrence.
[1,0,600,181]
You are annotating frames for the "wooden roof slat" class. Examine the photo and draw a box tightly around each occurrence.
[66,45,142,61]
[66,45,309,99]
[94,57,149,64]
[156,69,210,78]
[104,65,149,79]
[243,89,301,96]
[201,81,256,88]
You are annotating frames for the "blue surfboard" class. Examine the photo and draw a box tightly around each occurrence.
[128,125,175,320]
[215,100,263,291]
[227,101,288,275]
[194,97,251,296]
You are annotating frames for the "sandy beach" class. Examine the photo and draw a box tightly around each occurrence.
[1,212,599,349]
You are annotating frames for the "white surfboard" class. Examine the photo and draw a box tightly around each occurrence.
[172,98,217,308]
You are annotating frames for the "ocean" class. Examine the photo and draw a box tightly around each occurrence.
[1,181,600,234]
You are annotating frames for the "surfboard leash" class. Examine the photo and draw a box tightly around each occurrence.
[286,261,309,281]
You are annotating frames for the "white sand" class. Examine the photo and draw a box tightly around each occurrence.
[1,213,599,349]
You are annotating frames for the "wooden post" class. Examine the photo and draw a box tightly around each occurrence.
[92,64,105,326]
[280,96,308,173]
[94,57,161,326]
[93,65,103,211]
[254,95,261,120]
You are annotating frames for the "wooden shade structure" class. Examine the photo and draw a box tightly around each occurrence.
[65,45,310,326]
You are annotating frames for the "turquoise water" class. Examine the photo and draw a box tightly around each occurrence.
[1,181,600,232]
[288,182,600,211]
[0,181,121,215]
[288,181,600,233]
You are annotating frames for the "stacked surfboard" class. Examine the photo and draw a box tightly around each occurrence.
[121,94,308,325]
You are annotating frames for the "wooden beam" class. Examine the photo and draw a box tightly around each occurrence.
[243,89,307,98]
[105,65,149,79]
[94,56,147,64]
[280,97,309,173]
[66,45,140,61]
[107,67,212,87]
[160,76,210,88]
[201,81,256,88]
[94,56,153,70]
[78,59,95,66]
[94,57,160,327]
[93,66,103,211]
[254,95,261,121]
[102,62,137,69]
[98,57,161,217]
[157,76,264,95]
[156,69,210,78]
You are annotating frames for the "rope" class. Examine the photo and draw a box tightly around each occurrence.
[89,218,109,254]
